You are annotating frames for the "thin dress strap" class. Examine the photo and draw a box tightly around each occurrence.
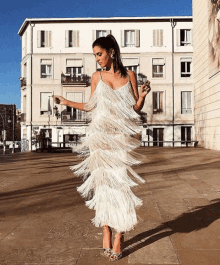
[127,71,130,83]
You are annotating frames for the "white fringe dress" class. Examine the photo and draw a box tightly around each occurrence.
[70,73,145,233]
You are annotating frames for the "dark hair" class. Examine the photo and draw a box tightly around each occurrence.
[92,34,127,77]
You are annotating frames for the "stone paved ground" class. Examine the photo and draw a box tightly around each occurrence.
[0,147,220,265]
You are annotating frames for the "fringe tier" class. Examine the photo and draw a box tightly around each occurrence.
[70,79,145,232]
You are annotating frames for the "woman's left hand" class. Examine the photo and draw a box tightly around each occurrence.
[140,80,151,98]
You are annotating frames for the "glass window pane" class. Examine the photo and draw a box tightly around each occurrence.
[187,62,191,73]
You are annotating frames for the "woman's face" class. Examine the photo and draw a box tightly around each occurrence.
[93,46,112,68]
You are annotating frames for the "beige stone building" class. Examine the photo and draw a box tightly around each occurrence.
[193,0,220,150]
[18,17,193,151]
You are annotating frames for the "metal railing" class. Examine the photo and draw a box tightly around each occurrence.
[61,74,91,85]
[141,140,199,147]
[20,113,26,122]
[20,77,26,87]
[61,112,89,123]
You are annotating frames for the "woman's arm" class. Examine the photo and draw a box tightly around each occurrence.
[128,70,151,113]
[53,72,99,112]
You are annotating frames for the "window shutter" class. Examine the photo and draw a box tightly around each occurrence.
[107,30,111,35]
[176,29,180,46]
[121,30,124,47]
[65,30,69,47]
[191,29,193,46]
[160,30,163,47]
[152,58,165,65]
[76,30,79,47]
[181,92,187,112]
[45,31,48,47]
[187,92,191,109]
[92,30,96,42]
[37,31,41,48]
[135,29,140,47]
[66,93,75,103]
[73,31,76,47]
[74,92,83,103]
[159,92,163,110]
[153,30,156,46]
[157,29,160,47]
[48,31,52,47]
[41,93,51,111]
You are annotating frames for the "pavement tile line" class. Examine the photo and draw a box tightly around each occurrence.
[1,148,220,264]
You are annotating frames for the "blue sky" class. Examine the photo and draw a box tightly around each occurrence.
[0,0,192,109]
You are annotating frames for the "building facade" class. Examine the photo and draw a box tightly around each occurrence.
[0,104,17,142]
[18,17,193,151]
[193,0,220,150]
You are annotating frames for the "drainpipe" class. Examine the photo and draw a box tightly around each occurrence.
[170,18,176,147]
[30,22,34,151]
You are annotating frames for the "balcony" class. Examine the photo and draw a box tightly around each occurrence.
[20,113,26,122]
[20,77,26,88]
[61,111,89,124]
[61,74,91,86]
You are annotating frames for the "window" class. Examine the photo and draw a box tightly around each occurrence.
[181,58,192,77]
[181,127,191,143]
[125,30,135,47]
[153,92,163,114]
[66,92,84,121]
[177,29,192,46]
[96,30,107,38]
[181,91,192,114]
[41,59,52,79]
[122,58,139,75]
[65,30,79,47]
[37,31,52,48]
[152,58,165,78]
[121,30,140,47]
[40,92,52,115]
[153,29,163,47]
[153,128,164,147]
[66,59,83,77]
[93,30,111,41]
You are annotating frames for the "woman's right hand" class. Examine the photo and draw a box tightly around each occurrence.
[52,95,67,105]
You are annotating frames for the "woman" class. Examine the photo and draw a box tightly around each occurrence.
[53,34,151,261]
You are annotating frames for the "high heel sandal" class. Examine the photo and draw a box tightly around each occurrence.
[109,232,124,262]
[101,226,112,258]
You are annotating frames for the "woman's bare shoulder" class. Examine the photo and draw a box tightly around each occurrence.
[91,71,101,86]
[127,70,137,80]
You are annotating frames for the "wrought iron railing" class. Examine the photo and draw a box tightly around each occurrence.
[20,77,26,87]
[61,74,91,85]
[20,113,26,122]
[61,111,89,123]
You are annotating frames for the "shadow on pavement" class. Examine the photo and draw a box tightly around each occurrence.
[123,198,220,257]
[0,177,84,219]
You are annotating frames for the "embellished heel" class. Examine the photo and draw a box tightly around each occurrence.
[110,232,124,261]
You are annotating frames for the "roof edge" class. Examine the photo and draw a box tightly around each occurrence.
[18,16,193,36]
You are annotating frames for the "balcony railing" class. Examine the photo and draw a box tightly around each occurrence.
[61,112,89,123]
[20,113,26,122]
[20,77,26,87]
[61,74,91,86]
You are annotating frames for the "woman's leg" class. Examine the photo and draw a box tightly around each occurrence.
[103,225,112,249]
[112,232,123,253]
